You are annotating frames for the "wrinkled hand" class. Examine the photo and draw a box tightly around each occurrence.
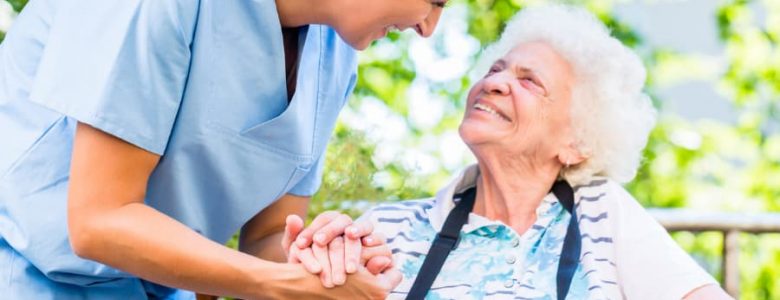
[281,213,394,288]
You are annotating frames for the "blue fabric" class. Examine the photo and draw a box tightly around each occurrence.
[0,0,358,298]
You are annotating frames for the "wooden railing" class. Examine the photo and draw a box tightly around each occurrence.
[648,209,780,298]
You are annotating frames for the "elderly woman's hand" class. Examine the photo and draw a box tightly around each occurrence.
[281,213,394,288]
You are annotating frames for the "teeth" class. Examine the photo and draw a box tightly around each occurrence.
[387,25,400,32]
[474,103,510,121]
[474,103,498,116]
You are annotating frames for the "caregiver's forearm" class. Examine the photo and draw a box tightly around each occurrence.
[66,122,311,298]
[241,231,287,262]
[70,202,289,298]
[239,193,311,262]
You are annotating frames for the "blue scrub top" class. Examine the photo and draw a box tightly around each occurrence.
[0,0,358,298]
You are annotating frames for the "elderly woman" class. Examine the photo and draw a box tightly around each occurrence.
[348,5,732,300]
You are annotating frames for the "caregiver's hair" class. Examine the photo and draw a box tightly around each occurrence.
[471,4,657,184]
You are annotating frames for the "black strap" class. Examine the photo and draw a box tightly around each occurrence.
[406,187,476,300]
[406,182,581,300]
[552,181,581,300]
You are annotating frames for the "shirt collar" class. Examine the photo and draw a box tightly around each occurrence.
[428,164,561,234]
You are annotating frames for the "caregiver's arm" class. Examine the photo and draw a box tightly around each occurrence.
[67,123,397,299]
[239,193,310,263]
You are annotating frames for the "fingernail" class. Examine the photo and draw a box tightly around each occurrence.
[346,262,356,273]
[365,237,374,244]
[314,233,326,244]
[296,237,307,246]
[349,227,359,235]
[334,275,345,285]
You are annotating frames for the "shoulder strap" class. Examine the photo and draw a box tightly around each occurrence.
[406,182,580,300]
[406,187,476,300]
[552,180,582,300]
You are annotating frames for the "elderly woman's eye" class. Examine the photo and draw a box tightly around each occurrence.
[519,77,546,95]
[520,77,538,86]
[432,0,448,8]
[486,66,501,76]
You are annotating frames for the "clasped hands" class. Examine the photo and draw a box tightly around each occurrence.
[281,212,401,290]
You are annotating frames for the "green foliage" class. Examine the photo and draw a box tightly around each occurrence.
[310,125,430,220]
[4,0,25,13]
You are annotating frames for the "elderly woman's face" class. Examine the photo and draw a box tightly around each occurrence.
[459,42,575,158]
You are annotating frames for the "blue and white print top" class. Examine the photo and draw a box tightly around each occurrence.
[361,165,716,300]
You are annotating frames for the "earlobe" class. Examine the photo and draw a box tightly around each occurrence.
[558,142,586,167]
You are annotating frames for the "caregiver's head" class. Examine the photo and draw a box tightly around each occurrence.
[277,0,446,50]
[459,5,656,184]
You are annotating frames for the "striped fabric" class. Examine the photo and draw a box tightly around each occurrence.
[360,165,716,300]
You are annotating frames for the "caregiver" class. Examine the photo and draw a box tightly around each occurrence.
[0,0,445,298]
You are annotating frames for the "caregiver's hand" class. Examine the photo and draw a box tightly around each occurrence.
[267,262,402,299]
[290,211,366,270]
[282,214,394,287]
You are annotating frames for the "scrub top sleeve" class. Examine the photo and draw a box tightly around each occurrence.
[28,0,199,155]
[287,153,327,197]
[612,187,717,300]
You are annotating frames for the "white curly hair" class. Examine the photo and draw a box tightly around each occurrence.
[470,4,657,184]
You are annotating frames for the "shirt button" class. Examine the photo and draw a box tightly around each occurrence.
[504,279,514,288]
[511,239,520,247]
[505,255,516,264]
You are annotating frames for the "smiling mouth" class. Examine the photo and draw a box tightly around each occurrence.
[474,103,511,122]
[382,25,401,37]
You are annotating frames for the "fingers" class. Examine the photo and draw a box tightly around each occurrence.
[345,221,374,239]
[328,237,346,286]
[361,244,392,265]
[344,234,361,274]
[311,213,354,246]
[295,211,339,248]
[344,221,373,274]
[376,267,403,291]
[361,233,393,275]
[295,247,322,274]
[296,211,350,248]
[360,232,390,263]
[361,232,385,247]
[312,242,333,288]
[365,256,393,275]
[282,215,305,255]
[344,237,359,274]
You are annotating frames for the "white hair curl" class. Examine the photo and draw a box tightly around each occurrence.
[470,4,657,184]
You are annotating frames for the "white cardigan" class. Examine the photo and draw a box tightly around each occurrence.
[382,165,717,299]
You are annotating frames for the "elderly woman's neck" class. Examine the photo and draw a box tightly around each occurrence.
[472,158,561,235]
